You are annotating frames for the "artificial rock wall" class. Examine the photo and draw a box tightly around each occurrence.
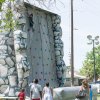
[0,1,66,96]
[0,31,18,96]
[52,15,66,86]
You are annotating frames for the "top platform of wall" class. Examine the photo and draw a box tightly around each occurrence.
[24,1,58,15]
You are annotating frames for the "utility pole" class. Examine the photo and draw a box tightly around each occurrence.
[71,0,74,86]
[92,40,96,83]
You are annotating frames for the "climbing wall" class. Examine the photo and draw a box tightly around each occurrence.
[0,1,66,96]
[26,7,58,88]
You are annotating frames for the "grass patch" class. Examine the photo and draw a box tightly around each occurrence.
[97,94,100,100]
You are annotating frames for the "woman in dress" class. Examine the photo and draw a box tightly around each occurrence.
[42,82,53,100]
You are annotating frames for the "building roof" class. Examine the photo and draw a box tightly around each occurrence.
[74,74,86,79]
[66,72,86,79]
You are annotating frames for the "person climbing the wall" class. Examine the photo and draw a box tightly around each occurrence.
[42,82,53,100]
[30,79,42,100]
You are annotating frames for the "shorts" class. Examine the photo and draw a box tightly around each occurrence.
[32,98,40,100]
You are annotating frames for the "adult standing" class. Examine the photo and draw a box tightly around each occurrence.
[42,82,53,100]
[89,85,92,100]
[30,79,42,100]
[79,79,89,100]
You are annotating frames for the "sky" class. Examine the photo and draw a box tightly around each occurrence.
[26,0,100,71]
[61,0,100,71]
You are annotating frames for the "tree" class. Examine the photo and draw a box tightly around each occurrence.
[80,46,100,81]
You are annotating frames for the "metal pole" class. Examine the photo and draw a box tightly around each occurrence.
[93,40,96,83]
[71,0,74,86]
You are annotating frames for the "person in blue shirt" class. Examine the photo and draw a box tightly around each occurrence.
[89,85,92,100]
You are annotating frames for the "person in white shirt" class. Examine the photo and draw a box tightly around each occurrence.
[42,82,53,100]
[30,79,42,100]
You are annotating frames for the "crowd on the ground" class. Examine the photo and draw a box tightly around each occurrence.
[18,78,92,100]
[18,79,53,100]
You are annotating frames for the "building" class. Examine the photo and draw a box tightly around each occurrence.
[64,71,86,86]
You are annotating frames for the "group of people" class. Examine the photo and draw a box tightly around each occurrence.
[18,79,53,100]
[18,78,91,100]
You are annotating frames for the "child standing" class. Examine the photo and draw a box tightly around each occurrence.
[18,89,25,100]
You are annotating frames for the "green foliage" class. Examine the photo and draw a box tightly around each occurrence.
[0,0,16,31]
[4,8,14,30]
[0,8,16,31]
[0,0,5,11]
[80,46,100,81]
